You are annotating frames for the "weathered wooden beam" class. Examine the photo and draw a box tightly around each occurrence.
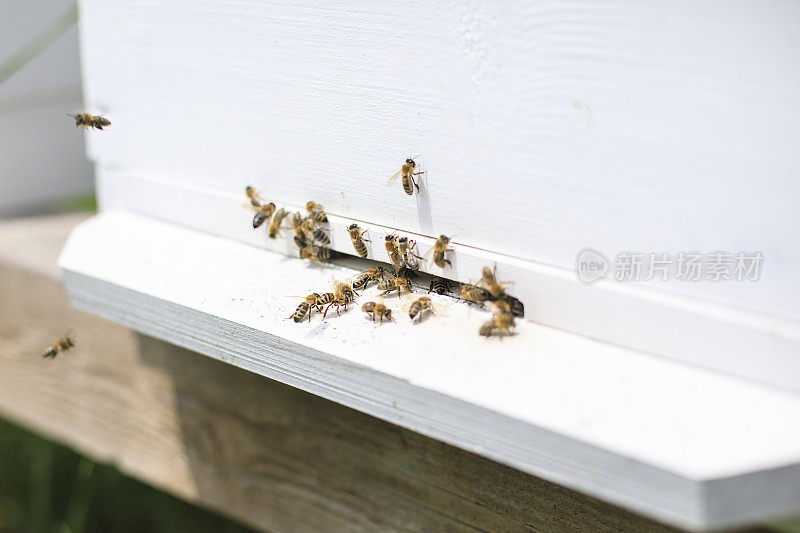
[0,214,746,532]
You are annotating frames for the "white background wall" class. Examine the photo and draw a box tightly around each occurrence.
[0,0,93,217]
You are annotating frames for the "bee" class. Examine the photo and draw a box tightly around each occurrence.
[301,218,330,245]
[480,266,509,299]
[70,113,110,130]
[352,267,385,290]
[347,224,370,258]
[384,234,403,272]
[362,301,392,323]
[460,283,491,305]
[245,186,262,207]
[288,293,322,323]
[503,295,525,318]
[377,275,413,298]
[429,235,454,268]
[388,158,425,196]
[398,236,422,269]
[408,297,434,322]
[252,202,276,229]
[268,208,290,238]
[428,277,452,295]
[478,311,516,338]
[42,334,75,359]
[291,212,308,249]
[316,292,336,307]
[300,245,337,266]
[322,289,356,319]
[306,201,328,223]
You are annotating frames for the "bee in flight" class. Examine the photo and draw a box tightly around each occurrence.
[268,208,290,238]
[42,334,75,359]
[428,277,452,295]
[377,275,412,298]
[408,296,434,322]
[243,186,276,228]
[362,301,392,323]
[306,201,328,223]
[387,158,425,196]
[288,293,322,323]
[351,267,385,291]
[70,113,110,130]
[427,235,454,269]
[480,266,509,299]
[347,224,370,258]
[479,305,517,338]
[301,217,330,245]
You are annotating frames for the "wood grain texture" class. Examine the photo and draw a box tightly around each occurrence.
[78,0,800,322]
[0,216,698,533]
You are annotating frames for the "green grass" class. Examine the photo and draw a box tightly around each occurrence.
[0,417,256,533]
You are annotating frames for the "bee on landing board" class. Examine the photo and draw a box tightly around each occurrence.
[387,158,425,196]
[377,275,412,298]
[426,235,454,269]
[322,280,357,319]
[408,296,434,322]
[42,334,75,359]
[268,208,290,238]
[306,201,328,223]
[362,301,392,323]
[347,224,370,258]
[70,113,110,130]
[289,293,323,323]
[384,234,403,273]
[351,267,384,291]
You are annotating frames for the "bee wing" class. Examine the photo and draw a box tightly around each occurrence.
[386,170,402,186]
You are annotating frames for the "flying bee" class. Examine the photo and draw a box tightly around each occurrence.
[347,224,370,258]
[398,236,422,269]
[480,266,512,299]
[300,245,336,266]
[428,277,452,295]
[268,208,290,238]
[362,301,392,323]
[427,235,454,268]
[300,217,330,245]
[351,267,385,290]
[387,158,425,196]
[384,234,403,272]
[306,201,328,223]
[460,283,491,305]
[288,293,323,323]
[42,334,75,359]
[245,186,262,207]
[377,275,413,298]
[251,202,276,228]
[70,113,110,130]
[478,311,516,338]
[408,296,434,322]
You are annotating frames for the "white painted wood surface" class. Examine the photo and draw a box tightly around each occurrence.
[0,0,92,216]
[59,211,800,531]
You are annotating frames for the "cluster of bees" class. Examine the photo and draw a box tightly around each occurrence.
[245,157,525,338]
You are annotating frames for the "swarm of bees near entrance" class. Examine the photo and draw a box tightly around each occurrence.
[244,158,525,337]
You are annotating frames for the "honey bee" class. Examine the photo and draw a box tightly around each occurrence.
[362,301,392,323]
[288,293,322,323]
[388,158,425,196]
[503,295,525,318]
[347,224,370,258]
[384,234,403,272]
[480,266,509,299]
[408,297,434,322]
[428,277,452,295]
[300,245,337,266]
[306,201,328,223]
[351,267,385,290]
[316,292,336,308]
[42,334,75,359]
[291,212,308,249]
[322,288,356,319]
[478,311,516,338]
[252,202,276,229]
[301,218,330,245]
[429,235,454,268]
[377,275,413,298]
[245,186,262,207]
[460,283,491,305]
[70,113,110,130]
[268,208,290,238]
[398,236,422,269]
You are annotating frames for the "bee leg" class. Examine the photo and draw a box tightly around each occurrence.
[410,174,420,192]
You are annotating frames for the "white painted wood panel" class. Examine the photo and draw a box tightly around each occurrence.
[78,0,800,321]
[58,211,800,531]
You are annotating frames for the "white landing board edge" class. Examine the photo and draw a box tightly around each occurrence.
[59,211,800,531]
